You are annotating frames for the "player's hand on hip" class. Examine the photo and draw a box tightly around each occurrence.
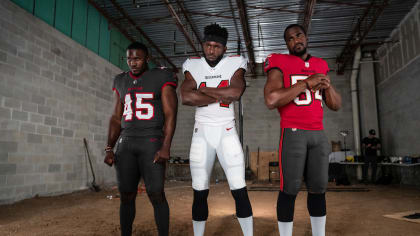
[104,151,114,167]
[153,149,170,163]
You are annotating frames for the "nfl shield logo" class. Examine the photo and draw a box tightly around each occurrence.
[305,62,310,68]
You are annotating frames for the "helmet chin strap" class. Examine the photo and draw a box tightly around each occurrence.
[205,54,224,67]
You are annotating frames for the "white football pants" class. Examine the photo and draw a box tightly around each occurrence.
[189,121,246,191]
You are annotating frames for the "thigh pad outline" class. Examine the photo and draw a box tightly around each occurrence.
[189,137,207,167]
[222,135,244,167]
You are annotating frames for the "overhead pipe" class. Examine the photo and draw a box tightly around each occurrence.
[350,47,362,156]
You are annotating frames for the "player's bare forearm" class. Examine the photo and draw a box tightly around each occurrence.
[181,71,217,106]
[199,86,243,102]
[161,86,178,153]
[323,85,341,111]
[107,116,121,148]
[199,68,245,102]
[182,89,217,106]
[264,69,307,109]
[106,92,123,148]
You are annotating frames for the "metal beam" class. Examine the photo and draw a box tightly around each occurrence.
[302,0,317,34]
[88,0,161,66]
[187,10,238,19]
[317,0,381,8]
[108,0,178,71]
[162,0,200,56]
[246,5,303,14]
[176,0,202,46]
[336,0,389,73]
[236,0,256,74]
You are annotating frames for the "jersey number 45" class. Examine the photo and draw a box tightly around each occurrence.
[123,93,154,121]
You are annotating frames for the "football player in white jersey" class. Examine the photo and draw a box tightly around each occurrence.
[180,23,253,236]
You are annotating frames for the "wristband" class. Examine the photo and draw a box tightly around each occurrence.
[104,146,113,152]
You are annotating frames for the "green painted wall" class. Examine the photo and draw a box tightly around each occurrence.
[34,0,55,26]
[10,0,133,70]
[55,0,73,37]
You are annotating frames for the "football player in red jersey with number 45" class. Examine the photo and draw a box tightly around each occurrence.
[264,24,341,236]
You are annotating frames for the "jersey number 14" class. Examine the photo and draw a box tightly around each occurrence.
[123,93,154,121]
[199,80,230,107]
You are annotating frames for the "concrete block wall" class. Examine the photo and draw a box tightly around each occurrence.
[171,59,354,158]
[0,1,120,204]
[375,2,420,156]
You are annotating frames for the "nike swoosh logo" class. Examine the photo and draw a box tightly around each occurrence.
[226,127,233,131]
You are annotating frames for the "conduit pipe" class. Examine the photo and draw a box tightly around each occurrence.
[350,47,362,156]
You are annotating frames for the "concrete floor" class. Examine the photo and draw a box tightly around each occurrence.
[0,181,419,236]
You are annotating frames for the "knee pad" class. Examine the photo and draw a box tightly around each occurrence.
[192,189,209,221]
[231,187,253,218]
[277,191,297,222]
[307,193,326,217]
[147,191,167,205]
[120,192,137,204]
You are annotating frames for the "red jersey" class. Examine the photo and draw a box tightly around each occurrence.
[264,53,329,130]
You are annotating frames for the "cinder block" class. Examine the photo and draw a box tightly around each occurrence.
[27,133,42,143]
[6,54,25,67]
[0,40,17,56]
[54,74,66,84]
[48,164,61,173]
[63,129,73,138]
[4,98,21,109]
[0,51,6,62]
[15,186,32,197]
[24,174,41,185]
[0,152,7,162]
[51,127,62,136]
[31,94,46,105]
[0,187,15,199]
[17,51,34,62]
[64,111,75,120]
[0,120,20,131]
[0,107,11,119]
[36,124,50,135]
[66,172,77,181]
[0,141,18,152]
[44,116,57,126]
[47,183,61,192]
[6,175,24,186]
[20,122,36,133]
[0,164,17,174]
[46,98,58,108]
[0,175,6,186]
[37,105,51,115]
[31,184,46,194]
[41,70,53,80]
[25,61,40,75]
[22,102,37,113]
[30,113,43,123]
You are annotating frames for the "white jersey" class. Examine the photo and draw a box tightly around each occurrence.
[182,55,247,126]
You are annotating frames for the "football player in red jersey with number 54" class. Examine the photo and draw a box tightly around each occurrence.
[264,24,342,236]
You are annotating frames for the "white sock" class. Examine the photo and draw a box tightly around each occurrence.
[277,221,293,236]
[310,216,326,236]
[238,216,253,236]
[192,220,206,236]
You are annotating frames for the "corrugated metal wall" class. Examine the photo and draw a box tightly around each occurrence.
[10,0,130,70]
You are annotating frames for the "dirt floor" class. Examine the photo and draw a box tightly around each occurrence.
[1,181,420,236]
